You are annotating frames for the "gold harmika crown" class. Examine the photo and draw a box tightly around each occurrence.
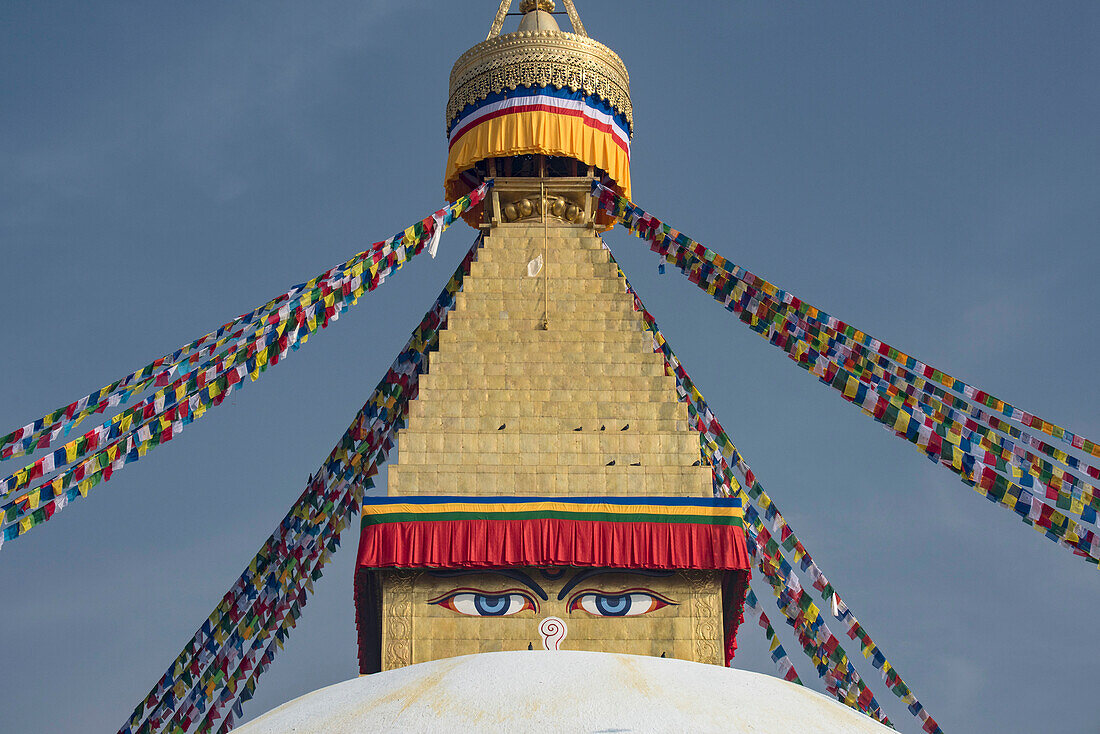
[518,0,555,12]
[447,4,631,134]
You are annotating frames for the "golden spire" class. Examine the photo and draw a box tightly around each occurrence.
[452,2,631,135]
[445,1,633,208]
[518,0,554,12]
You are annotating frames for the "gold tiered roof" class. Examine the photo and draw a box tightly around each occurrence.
[444,1,634,209]
[447,1,632,134]
[365,223,730,670]
[391,225,710,499]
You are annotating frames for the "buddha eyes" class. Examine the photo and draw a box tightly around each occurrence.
[430,589,536,617]
[429,587,675,617]
[568,590,673,617]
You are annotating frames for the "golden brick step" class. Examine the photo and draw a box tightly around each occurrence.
[439,328,649,344]
[427,351,664,367]
[403,416,688,433]
[445,315,643,333]
[397,430,701,458]
[419,374,674,391]
[398,448,701,467]
[475,248,610,264]
[387,464,714,496]
[416,386,680,403]
[452,305,639,320]
[431,347,655,362]
[454,295,636,313]
[455,293,636,314]
[463,276,625,294]
[409,398,689,421]
[424,363,667,379]
[479,242,607,257]
[469,261,617,279]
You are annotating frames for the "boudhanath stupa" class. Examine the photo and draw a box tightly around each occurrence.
[236,2,884,731]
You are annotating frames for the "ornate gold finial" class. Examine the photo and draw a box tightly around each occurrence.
[450,8,631,134]
[519,0,555,12]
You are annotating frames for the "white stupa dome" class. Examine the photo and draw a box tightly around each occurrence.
[237,650,890,733]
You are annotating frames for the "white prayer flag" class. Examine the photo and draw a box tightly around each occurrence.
[428,213,444,258]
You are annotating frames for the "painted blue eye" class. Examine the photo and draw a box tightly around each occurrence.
[595,594,631,616]
[432,591,535,616]
[474,594,512,615]
[570,591,673,617]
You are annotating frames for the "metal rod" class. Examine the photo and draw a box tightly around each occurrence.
[541,181,549,329]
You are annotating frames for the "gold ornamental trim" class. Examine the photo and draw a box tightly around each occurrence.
[447,29,632,135]
[518,0,555,13]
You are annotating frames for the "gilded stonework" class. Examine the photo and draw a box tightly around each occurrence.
[447,30,632,132]
[379,567,725,666]
[381,570,421,671]
[518,0,555,14]
[681,570,724,666]
[370,224,734,670]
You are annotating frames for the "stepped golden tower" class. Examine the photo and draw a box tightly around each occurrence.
[353,0,751,674]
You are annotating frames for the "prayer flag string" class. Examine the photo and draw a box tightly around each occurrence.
[0,185,484,464]
[119,236,482,734]
[594,183,1100,569]
[1,184,490,551]
[744,591,803,685]
[603,241,948,731]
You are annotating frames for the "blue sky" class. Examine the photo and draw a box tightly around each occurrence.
[1,2,1098,732]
